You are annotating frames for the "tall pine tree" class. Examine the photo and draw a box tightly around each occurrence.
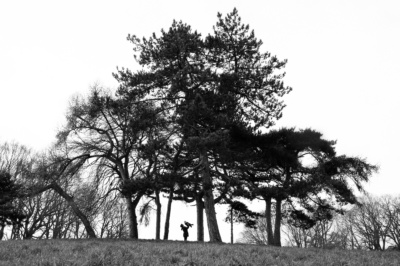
[114,9,291,242]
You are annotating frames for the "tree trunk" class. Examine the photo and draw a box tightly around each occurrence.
[199,149,222,242]
[75,221,80,238]
[304,229,308,248]
[155,190,161,240]
[0,224,4,240]
[51,183,97,238]
[11,224,16,239]
[273,198,282,247]
[230,207,234,244]
[265,197,274,245]
[125,196,139,239]
[196,194,204,241]
[163,188,174,240]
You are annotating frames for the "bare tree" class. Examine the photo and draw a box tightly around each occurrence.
[57,86,164,239]
[237,212,269,245]
[96,193,129,238]
[16,189,61,239]
[382,196,400,249]
[27,150,98,239]
[0,142,32,177]
[349,195,391,250]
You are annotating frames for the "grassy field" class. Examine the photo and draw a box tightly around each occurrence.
[0,239,399,266]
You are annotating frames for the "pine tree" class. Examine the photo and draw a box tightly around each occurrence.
[230,127,377,246]
[114,9,291,242]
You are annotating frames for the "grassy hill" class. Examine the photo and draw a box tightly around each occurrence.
[0,239,399,266]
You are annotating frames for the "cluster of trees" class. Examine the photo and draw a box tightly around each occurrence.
[239,195,400,251]
[0,9,377,244]
[0,142,131,240]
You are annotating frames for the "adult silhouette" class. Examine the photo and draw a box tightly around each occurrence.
[180,221,193,241]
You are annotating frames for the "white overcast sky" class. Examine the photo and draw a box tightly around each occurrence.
[1,0,399,242]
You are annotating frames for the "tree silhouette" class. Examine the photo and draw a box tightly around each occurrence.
[57,86,164,239]
[114,8,291,242]
[0,170,25,234]
[224,200,259,244]
[230,127,377,246]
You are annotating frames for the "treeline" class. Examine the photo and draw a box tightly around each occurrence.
[239,195,400,251]
[1,9,377,244]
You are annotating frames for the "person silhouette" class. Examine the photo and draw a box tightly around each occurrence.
[180,221,193,241]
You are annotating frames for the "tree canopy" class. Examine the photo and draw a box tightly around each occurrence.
[0,170,25,226]
[113,7,292,242]
[228,127,378,246]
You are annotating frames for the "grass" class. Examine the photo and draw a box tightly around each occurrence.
[0,239,399,266]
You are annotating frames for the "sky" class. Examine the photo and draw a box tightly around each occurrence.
[1,0,399,243]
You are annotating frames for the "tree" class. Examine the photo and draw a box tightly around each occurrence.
[237,212,269,245]
[97,194,129,238]
[0,170,25,238]
[0,141,88,240]
[224,200,259,244]
[159,140,191,240]
[382,196,400,250]
[241,208,348,249]
[26,150,98,239]
[231,127,377,246]
[0,142,32,178]
[346,195,396,251]
[114,8,292,242]
[0,141,32,239]
[285,217,347,249]
[57,85,164,239]
[171,149,235,241]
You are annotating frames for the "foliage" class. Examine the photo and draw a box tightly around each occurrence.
[230,127,377,246]
[224,200,259,228]
[0,141,31,231]
[0,171,25,226]
[114,7,292,243]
